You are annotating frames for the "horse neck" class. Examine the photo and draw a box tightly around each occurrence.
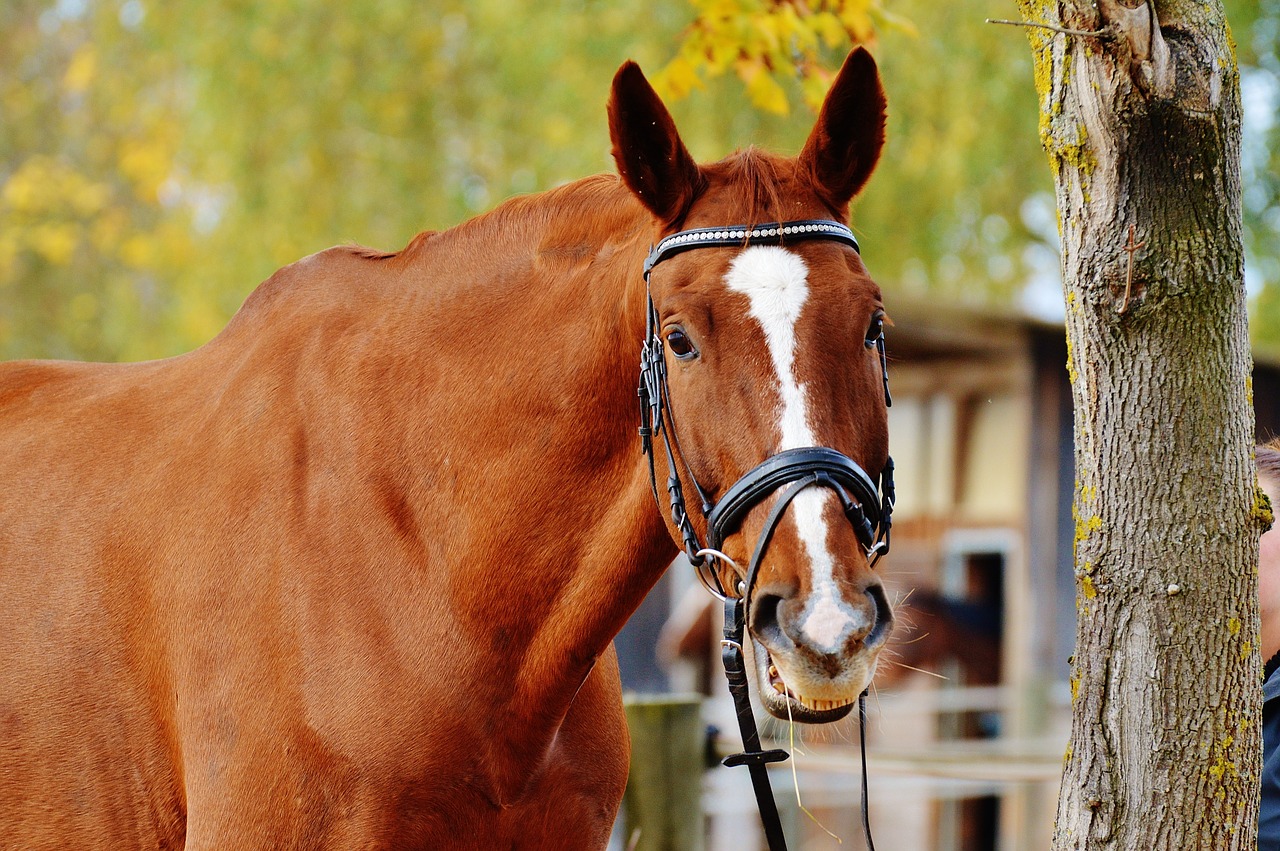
[350,179,678,734]
[424,181,683,784]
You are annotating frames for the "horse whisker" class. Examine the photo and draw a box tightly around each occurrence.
[785,696,843,844]
[884,660,949,680]
[894,631,933,647]
[870,681,887,736]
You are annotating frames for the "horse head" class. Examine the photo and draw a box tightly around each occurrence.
[609,49,893,724]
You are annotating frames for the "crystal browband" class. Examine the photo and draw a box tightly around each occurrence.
[643,219,860,279]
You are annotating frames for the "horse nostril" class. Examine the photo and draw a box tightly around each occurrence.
[865,584,893,648]
[751,592,787,647]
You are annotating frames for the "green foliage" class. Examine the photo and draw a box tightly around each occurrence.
[1,0,692,361]
[2,0,1277,362]
[1236,0,1280,352]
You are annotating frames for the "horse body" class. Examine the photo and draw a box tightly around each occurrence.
[1,50,891,849]
[1,182,664,848]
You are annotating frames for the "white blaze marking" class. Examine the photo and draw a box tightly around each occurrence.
[725,247,866,654]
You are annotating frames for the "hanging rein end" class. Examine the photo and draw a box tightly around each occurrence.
[719,595,790,776]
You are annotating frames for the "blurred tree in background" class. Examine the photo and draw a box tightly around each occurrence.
[1,0,1276,362]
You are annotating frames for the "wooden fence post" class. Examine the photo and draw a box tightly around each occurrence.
[622,694,705,851]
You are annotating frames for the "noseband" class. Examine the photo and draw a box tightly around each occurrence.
[638,219,894,851]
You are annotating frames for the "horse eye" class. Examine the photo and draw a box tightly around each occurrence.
[865,312,885,348]
[666,328,697,359]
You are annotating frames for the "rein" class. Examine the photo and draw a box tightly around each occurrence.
[638,219,894,850]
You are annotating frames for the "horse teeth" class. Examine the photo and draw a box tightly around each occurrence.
[768,665,779,679]
[772,682,787,694]
[795,696,850,712]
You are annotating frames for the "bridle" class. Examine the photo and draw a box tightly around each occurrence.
[638,219,895,850]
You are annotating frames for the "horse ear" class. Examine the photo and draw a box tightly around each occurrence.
[608,61,704,225]
[798,47,887,214]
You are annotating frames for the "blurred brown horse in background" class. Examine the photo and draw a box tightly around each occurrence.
[0,49,891,848]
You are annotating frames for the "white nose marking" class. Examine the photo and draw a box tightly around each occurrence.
[725,247,863,652]
[802,577,860,650]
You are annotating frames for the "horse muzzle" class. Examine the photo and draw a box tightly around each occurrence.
[749,582,893,722]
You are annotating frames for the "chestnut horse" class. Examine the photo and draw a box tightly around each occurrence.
[0,49,891,848]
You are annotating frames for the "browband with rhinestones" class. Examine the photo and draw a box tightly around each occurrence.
[643,219,860,280]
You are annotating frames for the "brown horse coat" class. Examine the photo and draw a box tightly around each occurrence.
[0,49,890,849]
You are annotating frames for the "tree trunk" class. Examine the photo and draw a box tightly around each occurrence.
[1014,0,1264,847]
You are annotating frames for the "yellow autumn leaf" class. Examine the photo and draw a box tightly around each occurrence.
[739,59,789,115]
[706,26,741,72]
[702,0,754,21]
[653,55,703,101]
[30,223,79,266]
[63,46,97,94]
[773,3,816,50]
[750,11,782,53]
[811,11,848,49]
[838,0,876,43]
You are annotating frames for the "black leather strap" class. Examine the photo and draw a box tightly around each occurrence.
[706,447,882,556]
[722,597,791,851]
[643,219,859,279]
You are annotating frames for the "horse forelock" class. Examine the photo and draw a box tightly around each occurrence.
[701,147,796,229]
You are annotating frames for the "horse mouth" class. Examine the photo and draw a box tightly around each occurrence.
[751,637,858,723]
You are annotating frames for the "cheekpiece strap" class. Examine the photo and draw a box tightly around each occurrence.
[643,219,859,279]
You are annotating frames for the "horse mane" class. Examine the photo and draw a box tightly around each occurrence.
[335,174,642,265]
[332,147,797,272]
[344,230,440,261]
[228,154,798,340]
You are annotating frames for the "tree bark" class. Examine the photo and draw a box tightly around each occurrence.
[1014,0,1264,848]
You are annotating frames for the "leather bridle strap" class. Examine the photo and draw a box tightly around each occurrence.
[643,219,860,278]
[721,595,790,851]
[708,448,883,561]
